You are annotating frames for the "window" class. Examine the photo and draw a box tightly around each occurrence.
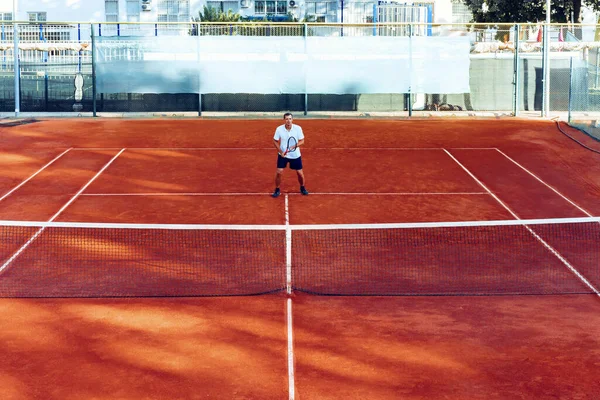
[27,12,47,22]
[346,2,373,23]
[42,29,71,41]
[157,0,190,22]
[305,1,336,22]
[127,0,140,22]
[207,1,240,13]
[179,0,190,16]
[255,1,265,13]
[451,0,472,24]
[0,12,13,21]
[254,0,287,14]
[305,2,336,15]
[105,0,119,22]
[276,1,286,13]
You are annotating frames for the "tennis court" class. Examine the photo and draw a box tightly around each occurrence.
[1,117,600,399]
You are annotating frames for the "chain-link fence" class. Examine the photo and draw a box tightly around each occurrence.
[568,46,600,140]
[1,21,600,125]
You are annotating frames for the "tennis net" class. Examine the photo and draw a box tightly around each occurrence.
[0,217,599,297]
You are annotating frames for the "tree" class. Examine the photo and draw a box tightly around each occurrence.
[461,0,598,24]
[192,6,242,22]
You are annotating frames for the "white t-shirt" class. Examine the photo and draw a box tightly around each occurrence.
[274,124,304,159]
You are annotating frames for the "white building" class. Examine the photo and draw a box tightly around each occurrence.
[0,0,107,23]
[0,0,461,26]
[1,1,596,40]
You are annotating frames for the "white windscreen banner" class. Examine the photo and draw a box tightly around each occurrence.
[96,35,470,94]
[410,36,471,93]
[197,36,307,94]
[95,37,200,94]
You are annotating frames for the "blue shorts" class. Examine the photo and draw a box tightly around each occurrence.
[277,155,303,170]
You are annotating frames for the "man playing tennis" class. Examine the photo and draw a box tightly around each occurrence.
[272,112,309,198]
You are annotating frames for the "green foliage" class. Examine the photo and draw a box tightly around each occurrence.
[301,14,318,22]
[193,6,242,22]
[240,12,299,22]
[461,0,597,24]
[285,12,300,23]
[190,8,301,36]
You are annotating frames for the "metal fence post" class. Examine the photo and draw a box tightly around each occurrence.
[91,23,97,117]
[541,23,549,117]
[197,22,202,117]
[513,24,520,116]
[304,23,308,116]
[13,21,20,116]
[77,23,82,73]
[40,23,49,111]
[595,49,600,89]
[568,56,573,124]
[407,24,412,116]
[1,24,5,71]
[372,3,377,36]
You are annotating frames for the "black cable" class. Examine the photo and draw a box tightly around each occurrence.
[554,119,600,155]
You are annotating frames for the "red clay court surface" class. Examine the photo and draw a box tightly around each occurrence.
[0,117,600,399]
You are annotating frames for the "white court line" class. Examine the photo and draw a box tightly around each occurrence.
[70,147,498,151]
[494,148,593,217]
[72,147,274,151]
[287,298,295,400]
[47,149,126,222]
[0,148,72,203]
[2,217,597,231]
[443,149,518,219]
[451,147,501,150]
[284,194,295,400]
[0,149,126,275]
[285,194,292,293]
[443,148,600,297]
[79,192,489,197]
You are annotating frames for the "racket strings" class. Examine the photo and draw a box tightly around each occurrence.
[285,137,298,155]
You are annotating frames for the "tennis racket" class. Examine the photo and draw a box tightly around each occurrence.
[283,136,298,156]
